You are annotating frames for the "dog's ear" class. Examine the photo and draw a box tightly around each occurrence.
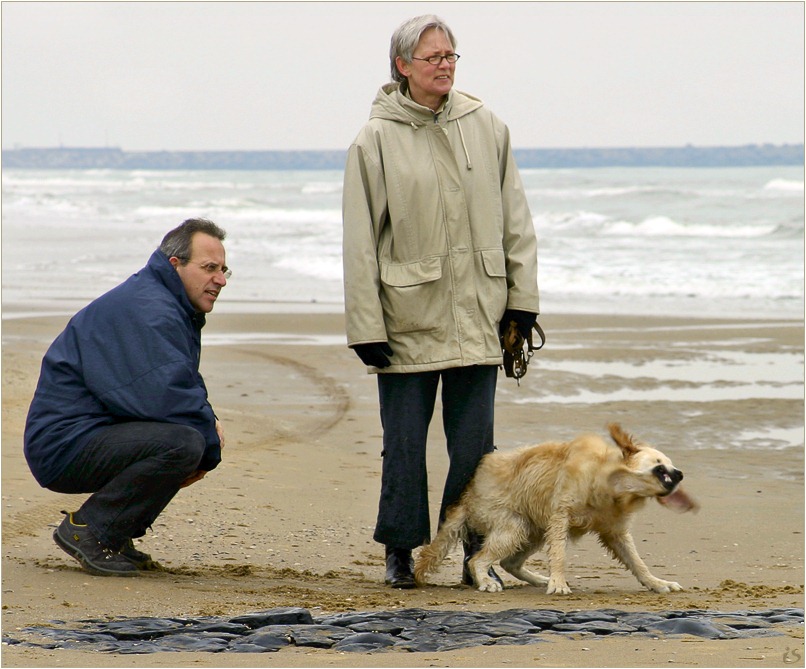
[608,423,641,458]
[608,467,646,496]
[657,486,700,513]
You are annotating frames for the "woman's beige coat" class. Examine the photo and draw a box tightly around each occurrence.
[342,83,539,373]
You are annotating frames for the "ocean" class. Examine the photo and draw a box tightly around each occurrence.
[3,165,803,450]
[1,165,803,319]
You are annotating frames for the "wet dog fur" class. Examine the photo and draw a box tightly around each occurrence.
[415,423,697,594]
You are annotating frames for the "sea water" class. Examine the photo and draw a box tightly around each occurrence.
[3,166,803,448]
[1,165,803,319]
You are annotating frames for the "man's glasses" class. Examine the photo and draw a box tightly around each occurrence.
[177,258,232,279]
[411,53,460,66]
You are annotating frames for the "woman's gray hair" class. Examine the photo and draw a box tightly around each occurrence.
[389,14,457,83]
[159,218,226,261]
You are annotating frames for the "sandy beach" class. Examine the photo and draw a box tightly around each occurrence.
[2,307,803,667]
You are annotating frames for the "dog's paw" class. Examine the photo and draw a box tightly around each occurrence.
[477,578,504,593]
[648,579,683,593]
[546,577,572,595]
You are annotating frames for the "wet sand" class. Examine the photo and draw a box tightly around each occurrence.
[2,308,803,667]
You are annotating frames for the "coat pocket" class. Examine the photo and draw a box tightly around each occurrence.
[479,248,509,322]
[480,248,507,278]
[379,257,445,333]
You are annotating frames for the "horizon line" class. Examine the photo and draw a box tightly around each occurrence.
[4,142,804,153]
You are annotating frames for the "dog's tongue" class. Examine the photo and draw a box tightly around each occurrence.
[658,487,699,513]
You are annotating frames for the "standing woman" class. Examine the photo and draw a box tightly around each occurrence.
[342,14,539,588]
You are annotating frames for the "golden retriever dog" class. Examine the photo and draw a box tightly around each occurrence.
[415,423,698,595]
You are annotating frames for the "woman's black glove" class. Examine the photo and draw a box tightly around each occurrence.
[499,309,537,339]
[351,342,393,368]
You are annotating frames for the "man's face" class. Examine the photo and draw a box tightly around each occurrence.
[170,233,228,313]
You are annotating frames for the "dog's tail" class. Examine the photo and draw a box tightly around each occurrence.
[414,502,468,585]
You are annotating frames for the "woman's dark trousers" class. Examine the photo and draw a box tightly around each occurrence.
[373,365,497,549]
[47,421,205,551]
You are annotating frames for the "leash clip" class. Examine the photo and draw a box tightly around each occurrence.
[501,320,545,386]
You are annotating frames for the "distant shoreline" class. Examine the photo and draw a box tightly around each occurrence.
[2,144,803,170]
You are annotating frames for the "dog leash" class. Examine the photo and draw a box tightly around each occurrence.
[501,319,546,385]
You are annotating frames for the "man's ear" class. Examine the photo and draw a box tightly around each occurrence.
[168,256,181,270]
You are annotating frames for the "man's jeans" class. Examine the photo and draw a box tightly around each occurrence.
[48,421,205,550]
[373,365,497,549]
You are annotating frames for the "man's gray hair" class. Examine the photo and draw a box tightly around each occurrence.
[159,218,226,261]
[389,14,457,84]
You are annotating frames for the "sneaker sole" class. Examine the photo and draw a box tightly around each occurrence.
[53,529,139,577]
[122,556,163,571]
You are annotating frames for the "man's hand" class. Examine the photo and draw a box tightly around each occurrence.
[180,469,207,488]
[215,419,225,450]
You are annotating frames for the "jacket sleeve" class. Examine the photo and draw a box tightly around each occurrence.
[496,119,540,314]
[342,140,390,346]
[82,307,221,471]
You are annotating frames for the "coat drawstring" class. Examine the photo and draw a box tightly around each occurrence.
[410,117,472,171]
[456,119,473,171]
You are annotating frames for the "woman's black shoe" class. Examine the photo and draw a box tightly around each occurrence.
[384,547,416,589]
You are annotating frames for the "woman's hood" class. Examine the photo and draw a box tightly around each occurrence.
[369,82,484,126]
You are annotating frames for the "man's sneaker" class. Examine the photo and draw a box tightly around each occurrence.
[53,511,138,577]
[120,538,160,571]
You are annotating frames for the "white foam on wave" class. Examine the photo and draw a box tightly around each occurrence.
[505,347,804,409]
[274,254,343,282]
[202,332,347,347]
[603,216,777,238]
[302,182,342,194]
[512,383,802,406]
[733,426,805,450]
[537,351,803,386]
[222,208,341,225]
[526,185,661,199]
[134,205,196,218]
[536,211,779,238]
[763,178,804,192]
[3,166,802,320]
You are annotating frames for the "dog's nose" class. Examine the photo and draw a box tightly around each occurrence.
[672,469,683,483]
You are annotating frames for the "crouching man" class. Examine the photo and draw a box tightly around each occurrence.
[24,218,230,576]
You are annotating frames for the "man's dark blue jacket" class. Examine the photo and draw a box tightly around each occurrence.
[24,250,222,487]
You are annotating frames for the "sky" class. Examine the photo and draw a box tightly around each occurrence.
[2,1,804,152]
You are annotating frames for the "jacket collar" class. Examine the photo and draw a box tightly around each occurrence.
[371,83,483,126]
[147,250,206,329]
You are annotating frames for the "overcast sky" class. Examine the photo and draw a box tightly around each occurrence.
[2,1,803,151]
